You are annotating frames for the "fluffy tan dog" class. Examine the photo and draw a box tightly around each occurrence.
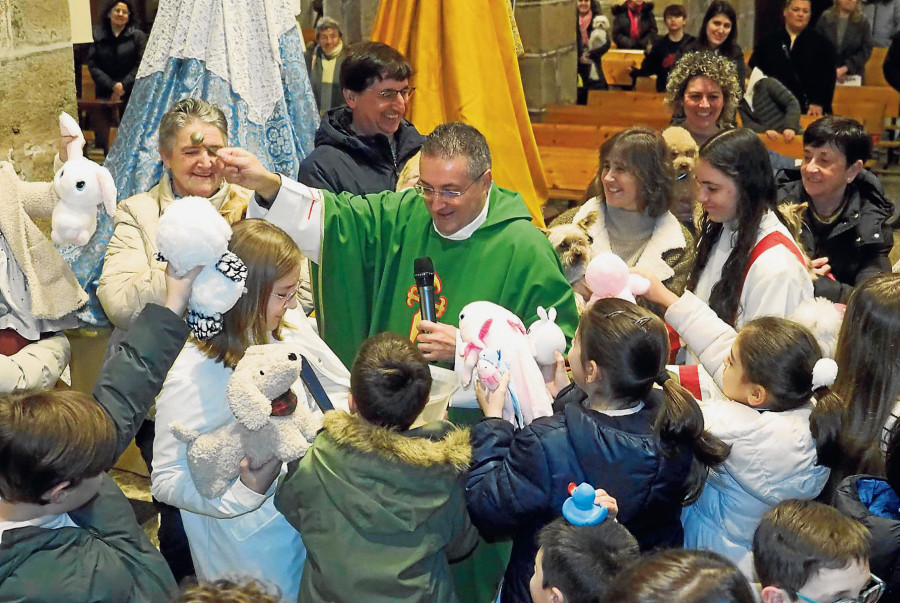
[542,211,598,309]
[661,126,699,227]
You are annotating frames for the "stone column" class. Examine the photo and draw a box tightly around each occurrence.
[0,0,76,181]
[515,0,577,121]
[323,0,381,44]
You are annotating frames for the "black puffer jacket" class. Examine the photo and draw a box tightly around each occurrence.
[833,475,900,598]
[750,27,837,113]
[297,106,425,195]
[611,2,658,50]
[777,168,894,302]
[87,23,147,100]
[466,385,693,603]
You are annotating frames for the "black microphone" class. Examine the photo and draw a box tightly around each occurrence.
[414,257,437,324]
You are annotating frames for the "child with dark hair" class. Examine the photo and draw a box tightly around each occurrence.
[530,513,639,603]
[466,298,729,603]
[604,548,757,602]
[0,265,198,601]
[638,268,837,577]
[834,426,900,598]
[275,332,478,602]
[754,499,882,603]
[632,4,695,92]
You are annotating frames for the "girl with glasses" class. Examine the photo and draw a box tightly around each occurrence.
[151,219,350,599]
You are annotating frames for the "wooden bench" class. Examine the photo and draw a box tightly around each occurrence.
[532,123,623,149]
[864,47,889,88]
[544,103,671,130]
[601,49,645,87]
[534,119,804,200]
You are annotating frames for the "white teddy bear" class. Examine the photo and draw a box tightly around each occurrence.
[156,196,247,340]
[170,343,324,499]
[51,112,117,246]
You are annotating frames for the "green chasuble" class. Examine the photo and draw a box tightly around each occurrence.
[314,185,580,368]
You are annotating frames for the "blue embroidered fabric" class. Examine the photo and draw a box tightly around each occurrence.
[65,26,319,327]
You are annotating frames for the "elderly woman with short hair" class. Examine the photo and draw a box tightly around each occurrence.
[99,98,251,331]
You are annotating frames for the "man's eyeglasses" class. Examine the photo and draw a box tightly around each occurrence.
[415,170,488,200]
[270,282,300,307]
[373,86,415,101]
[795,574,884,603]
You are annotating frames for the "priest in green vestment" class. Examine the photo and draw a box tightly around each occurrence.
[219,122,579,370]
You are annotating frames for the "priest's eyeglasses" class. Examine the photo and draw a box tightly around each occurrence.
[376,86,415,101]
[415,170,488,200]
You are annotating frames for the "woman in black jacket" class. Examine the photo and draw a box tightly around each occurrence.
[576,0,610,104]
[611,0,658,49]
[683,1,747,88]
[87,0,146,151]
[776,116,893,303]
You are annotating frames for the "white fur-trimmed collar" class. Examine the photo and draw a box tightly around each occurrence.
[575,198,687,282]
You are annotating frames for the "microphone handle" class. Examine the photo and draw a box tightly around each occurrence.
[418,284,437,323]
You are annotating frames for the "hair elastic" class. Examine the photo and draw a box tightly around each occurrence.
[811,358,839,390]
[655,371,671,386]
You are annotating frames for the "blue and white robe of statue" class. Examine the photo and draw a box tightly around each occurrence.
[65,0,319,326]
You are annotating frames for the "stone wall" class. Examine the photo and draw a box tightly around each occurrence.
[323,0,381,44]
[516,0,578,121]
[0,0,76,181]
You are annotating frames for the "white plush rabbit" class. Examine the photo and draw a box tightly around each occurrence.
[51,112,117,246]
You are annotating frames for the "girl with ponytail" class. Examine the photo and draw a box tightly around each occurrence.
[638,268,838,579]
[465,298,729,603]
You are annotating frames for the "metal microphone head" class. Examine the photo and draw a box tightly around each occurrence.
[414,257,435,286]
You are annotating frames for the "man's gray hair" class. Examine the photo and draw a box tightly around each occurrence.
[316,16,342,38]
[159,98,228,154]
[421,122,492,180]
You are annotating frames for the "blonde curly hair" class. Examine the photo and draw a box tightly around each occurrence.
[665,51,741,129]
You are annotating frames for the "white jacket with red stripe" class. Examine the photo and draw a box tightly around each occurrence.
[665,291,829,579]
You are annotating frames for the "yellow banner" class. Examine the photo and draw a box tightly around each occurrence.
[371,0,548,226]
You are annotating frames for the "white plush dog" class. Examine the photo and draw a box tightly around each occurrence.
[171,343,323,499]
[156,196,247,339]
[51,112,117,246]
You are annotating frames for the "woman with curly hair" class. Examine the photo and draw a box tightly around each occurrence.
[666,51,741,145]
[572,127,695,315]
[667,51,797,172]
[684,128,812,332]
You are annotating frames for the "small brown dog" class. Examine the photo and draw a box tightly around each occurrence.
[543,210,598,308]
[661,126,699,228]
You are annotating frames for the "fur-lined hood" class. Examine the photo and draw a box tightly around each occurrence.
[277,411,472,536]
[322,410,471,471]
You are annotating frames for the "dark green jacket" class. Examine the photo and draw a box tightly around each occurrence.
[275,411,479,603]
[0,304,188,602]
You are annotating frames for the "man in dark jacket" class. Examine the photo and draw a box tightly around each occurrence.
[0,270,194,602]
[297,41,425,195]
[750,0,837,115]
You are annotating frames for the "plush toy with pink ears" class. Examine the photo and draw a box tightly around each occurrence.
[584,253,650,306]
[51,112,117,246]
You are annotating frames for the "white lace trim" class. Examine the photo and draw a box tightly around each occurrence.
[138,0,299,124]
